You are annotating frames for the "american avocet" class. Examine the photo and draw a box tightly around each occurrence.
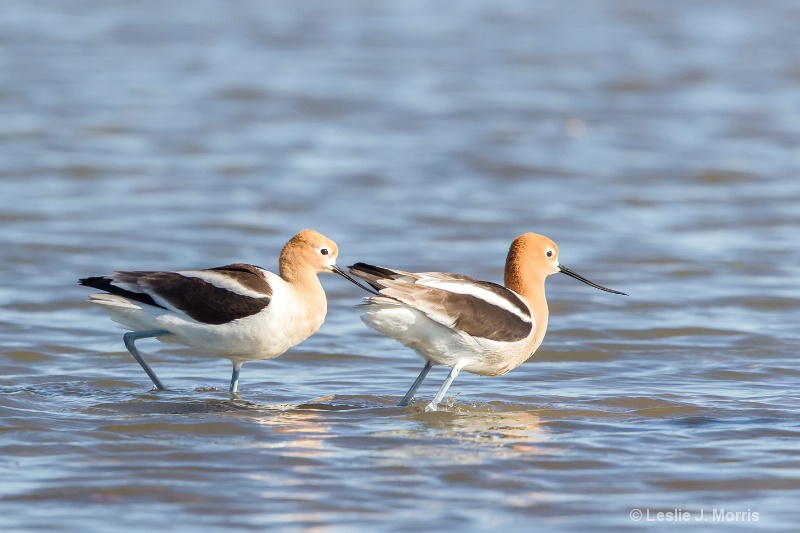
[79,229,372,394]
[349,233,627,411]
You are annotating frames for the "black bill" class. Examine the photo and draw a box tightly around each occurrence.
[558,265,627,296]
[332,265,381,295]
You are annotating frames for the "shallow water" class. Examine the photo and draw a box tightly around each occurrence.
[2,1,800,531]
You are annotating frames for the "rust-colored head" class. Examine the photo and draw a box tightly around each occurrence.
[504,232,626,296]
[280,229,340,277]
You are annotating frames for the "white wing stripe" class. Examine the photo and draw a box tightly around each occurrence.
[418,279,531,323]
[177,270,271,299]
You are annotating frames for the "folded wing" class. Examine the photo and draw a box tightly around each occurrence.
[349,263,533,343]
[79,263,273,325]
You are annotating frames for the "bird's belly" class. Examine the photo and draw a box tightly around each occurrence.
[362,304,534,376]
[159,308,325,361]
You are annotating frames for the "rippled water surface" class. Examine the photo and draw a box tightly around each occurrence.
[2,1,799,531]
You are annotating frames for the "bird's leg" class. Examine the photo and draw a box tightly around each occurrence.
[398,360,433,407]
[425,364,463,412]
[122,330,170,391]
[229,361,243,395]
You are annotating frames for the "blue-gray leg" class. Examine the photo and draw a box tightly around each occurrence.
[230,361,243,394]
[122,330,170,391]
[398,360,433,407]
[425,363,463,412]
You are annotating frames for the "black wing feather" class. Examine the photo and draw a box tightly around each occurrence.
[78,275,167,309]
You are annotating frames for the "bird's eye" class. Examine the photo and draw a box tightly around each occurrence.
[546,250,554,258]
[320,248,329,256]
